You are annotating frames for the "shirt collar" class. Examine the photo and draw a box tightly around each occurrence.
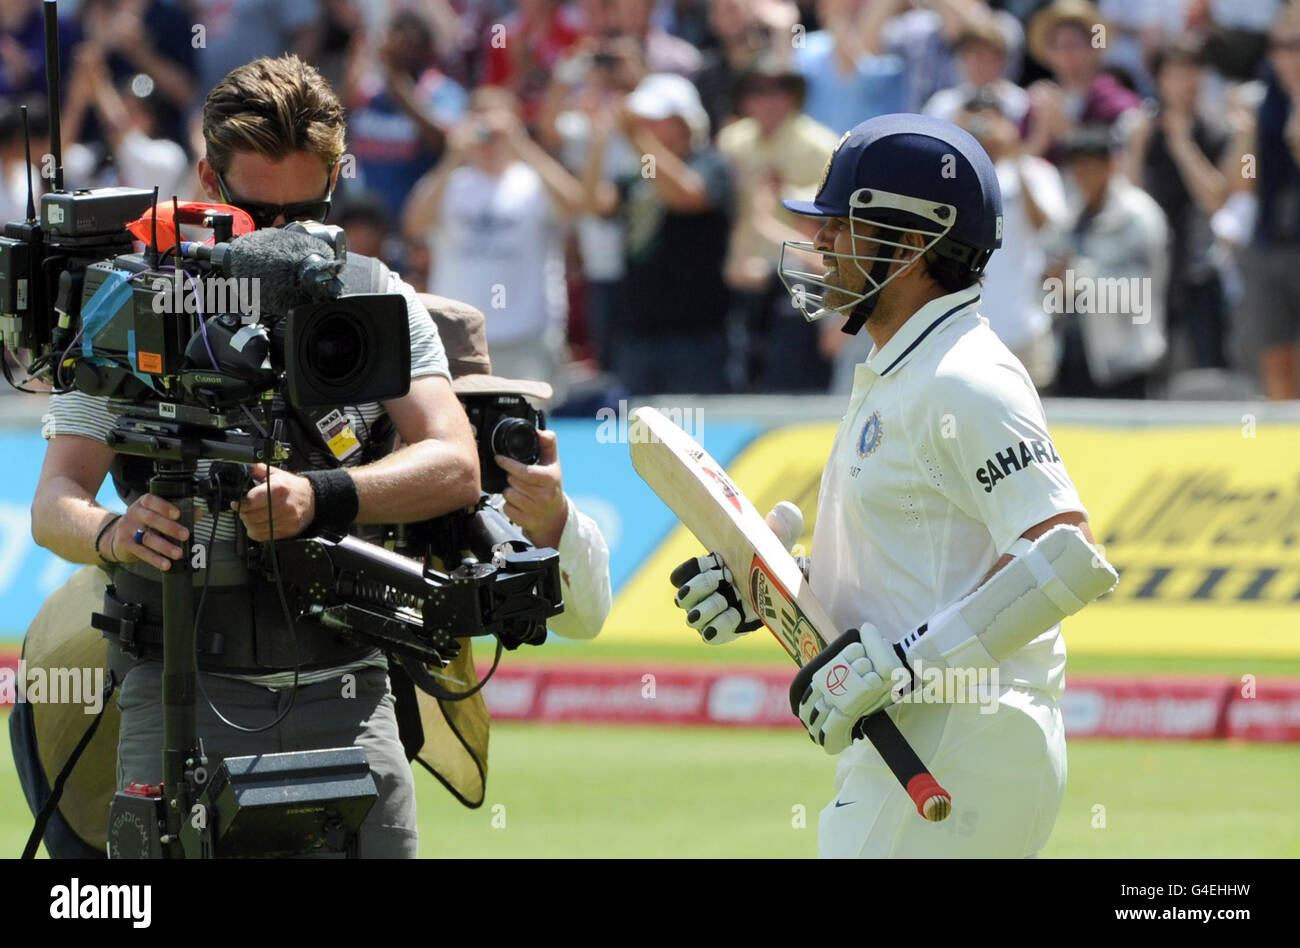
[863,286,982,379]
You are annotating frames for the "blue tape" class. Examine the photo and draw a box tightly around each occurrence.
[79,269,135,358]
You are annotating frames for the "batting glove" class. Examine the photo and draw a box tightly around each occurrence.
[789,623,913,755]
[670,553,761,644]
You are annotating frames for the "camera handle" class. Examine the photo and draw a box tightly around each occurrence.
[149,463,204,859]
[105,416,289,858]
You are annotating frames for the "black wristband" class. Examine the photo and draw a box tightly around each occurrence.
[94,513,122,567]
[301,469,360,533]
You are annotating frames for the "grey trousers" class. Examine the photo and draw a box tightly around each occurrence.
[115,661,418,858]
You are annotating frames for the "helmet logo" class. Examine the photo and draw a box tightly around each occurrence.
[818,131,852,197]
[995,215,1003,240]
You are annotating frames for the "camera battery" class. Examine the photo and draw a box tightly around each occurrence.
[107,782,167,859]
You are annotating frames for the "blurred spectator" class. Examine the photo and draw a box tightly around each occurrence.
[1201,0,1287,82]
[335,191,391,259]
[695,0,799,131]
[403,87,584,396]
[613,0,703,76]
[77,0,198,152]
[956,89,1068,388]
[0,0,78,99]
[0,0,1283,408]
[1024,0,1142,163]
[1124,35,1235,372]
[583,73,732,394]
[923,17,1029,125]
[878,0,1025,115]
[574,0,622,42]
[482,0,585,123]
[1237,3,1300,399]
[333,190,422,277]
[189,0,322,93]
[344,9,467,214]
[793,0,907,135]
[0,97,49,223]
[318,0,366,91]
[718,56,838,391]
[1094,0,1189,97]
[1046,126,1169,398]
[60,43,188,200]
[544,33,646,369]
[662,0,714,50]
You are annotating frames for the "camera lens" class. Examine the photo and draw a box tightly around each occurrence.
[491,417,540,464]
[307,312,365,385]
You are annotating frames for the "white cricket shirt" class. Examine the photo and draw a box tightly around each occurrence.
[809,287,1087,699]
[428,162,567,345]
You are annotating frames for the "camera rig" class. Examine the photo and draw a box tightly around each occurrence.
[8,1,565,860]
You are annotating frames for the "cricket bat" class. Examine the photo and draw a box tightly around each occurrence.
[629,406,951,822]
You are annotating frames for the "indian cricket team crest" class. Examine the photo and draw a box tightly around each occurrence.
[817,130,852,197]
[857,410,883,457]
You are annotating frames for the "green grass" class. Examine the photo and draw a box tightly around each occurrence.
[4,716,1298,859]
[522,636,1300,678]
[1043,739,1300,858]
[409,726,1300,858]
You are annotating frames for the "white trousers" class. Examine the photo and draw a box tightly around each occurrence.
[818,686,1067,858]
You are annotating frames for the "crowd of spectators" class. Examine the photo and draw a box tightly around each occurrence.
[2,0,1299,404]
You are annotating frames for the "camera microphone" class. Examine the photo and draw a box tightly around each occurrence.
[226,228,343,318]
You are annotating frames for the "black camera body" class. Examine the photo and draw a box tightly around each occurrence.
[1,182,412,414]
[0,187,156,364]
[460,392,546,494]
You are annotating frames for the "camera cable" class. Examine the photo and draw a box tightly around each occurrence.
[192,466,304,732]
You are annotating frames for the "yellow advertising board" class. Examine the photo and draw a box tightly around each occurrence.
[609,422,1300,658]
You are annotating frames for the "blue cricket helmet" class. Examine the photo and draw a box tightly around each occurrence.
[786,113,1004,250]
[778,114,1004,325]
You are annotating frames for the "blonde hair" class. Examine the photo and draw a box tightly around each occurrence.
[202,55,346,175]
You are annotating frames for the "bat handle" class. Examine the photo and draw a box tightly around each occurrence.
[853,712,952,822]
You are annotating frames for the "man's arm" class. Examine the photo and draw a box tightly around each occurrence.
[503,117,587,218]
[402,139,466,240]
[581,109,620,217]
[236,375,481,541]
[626,120,711,213]
[495,430,611,640]
[1163,112,1231,217]
[384,67,450,154]
[32,434,189,572]
[355,373,481,522]
[978,510,1092,587]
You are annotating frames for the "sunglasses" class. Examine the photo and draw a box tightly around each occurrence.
[213,167,335,228]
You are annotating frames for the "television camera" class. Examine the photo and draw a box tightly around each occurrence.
[6,0,563,860]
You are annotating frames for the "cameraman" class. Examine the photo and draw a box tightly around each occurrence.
[29,55,480,858]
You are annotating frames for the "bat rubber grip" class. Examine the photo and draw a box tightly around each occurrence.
[906,774,952,822]
[855,711,952,822]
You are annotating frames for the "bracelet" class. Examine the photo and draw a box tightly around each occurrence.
[301,468,360,533]
[94,513,122,567]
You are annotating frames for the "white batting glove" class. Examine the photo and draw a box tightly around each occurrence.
[669,504,805,646]
[789,623,913,755]
[669,553,761,644]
